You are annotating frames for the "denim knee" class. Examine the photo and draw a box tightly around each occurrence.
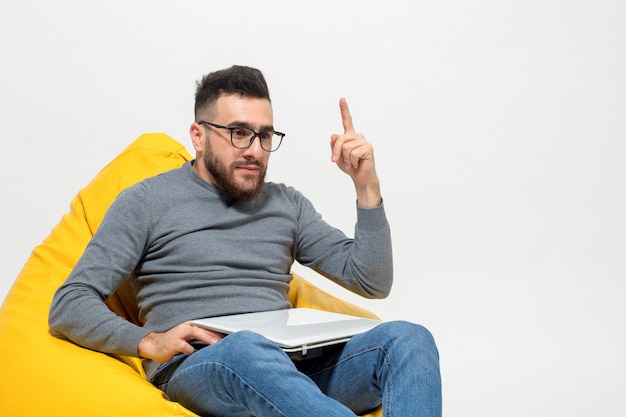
[213,330,288,369]
[221,329,276,352]
[369,321,439,359]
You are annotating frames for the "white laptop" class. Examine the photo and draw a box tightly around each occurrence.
[190,308,381,357]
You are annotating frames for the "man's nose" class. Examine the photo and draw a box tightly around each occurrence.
[243,135,264,156]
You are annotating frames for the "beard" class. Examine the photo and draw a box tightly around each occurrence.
[202,150,266,201]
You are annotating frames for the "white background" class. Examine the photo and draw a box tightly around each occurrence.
[1,1,625,415]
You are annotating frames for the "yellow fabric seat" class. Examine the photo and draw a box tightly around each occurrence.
[0,133,381,417]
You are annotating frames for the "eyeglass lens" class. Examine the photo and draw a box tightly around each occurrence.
[231,127,282,152]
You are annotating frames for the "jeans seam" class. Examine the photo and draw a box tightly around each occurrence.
[307,343,390,377]
[306,343,393,415]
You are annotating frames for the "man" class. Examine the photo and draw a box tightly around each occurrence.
[49,65,441,416]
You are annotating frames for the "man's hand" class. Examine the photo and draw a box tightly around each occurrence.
[330,98,382,208]
[138,321,224,363]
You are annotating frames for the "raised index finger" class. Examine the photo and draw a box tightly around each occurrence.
[339,97,355,133]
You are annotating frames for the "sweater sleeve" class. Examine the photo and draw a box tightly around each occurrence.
[48,185,153,357]
[292,189,393,299]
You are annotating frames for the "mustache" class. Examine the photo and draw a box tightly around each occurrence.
[234,159,263,168]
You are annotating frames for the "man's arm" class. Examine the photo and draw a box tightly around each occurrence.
[49,184,225,364]
[294,98,392,298]
[48,187,154,356]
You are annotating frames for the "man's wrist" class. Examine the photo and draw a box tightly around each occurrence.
[138,332,157,358]
[355,182,382,208]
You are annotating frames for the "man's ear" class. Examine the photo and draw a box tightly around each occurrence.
[190,122,204,153]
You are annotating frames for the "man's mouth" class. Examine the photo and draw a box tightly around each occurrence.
[236,162,262,175]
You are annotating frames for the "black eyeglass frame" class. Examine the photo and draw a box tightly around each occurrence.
[198,120,286,152]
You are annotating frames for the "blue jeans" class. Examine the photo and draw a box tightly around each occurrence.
[151,321,441,417]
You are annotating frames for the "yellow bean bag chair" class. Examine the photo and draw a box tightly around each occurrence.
[0,133,381,417]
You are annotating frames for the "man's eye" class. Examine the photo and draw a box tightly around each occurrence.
[232,128,248,137]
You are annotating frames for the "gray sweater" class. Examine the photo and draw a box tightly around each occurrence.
[49,161,392,371]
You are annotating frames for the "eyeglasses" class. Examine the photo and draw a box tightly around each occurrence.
[198,121,285,152]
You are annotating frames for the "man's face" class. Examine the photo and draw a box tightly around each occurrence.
[192,94,274,201]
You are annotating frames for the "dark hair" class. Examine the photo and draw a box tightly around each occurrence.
[194,65,271,119]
